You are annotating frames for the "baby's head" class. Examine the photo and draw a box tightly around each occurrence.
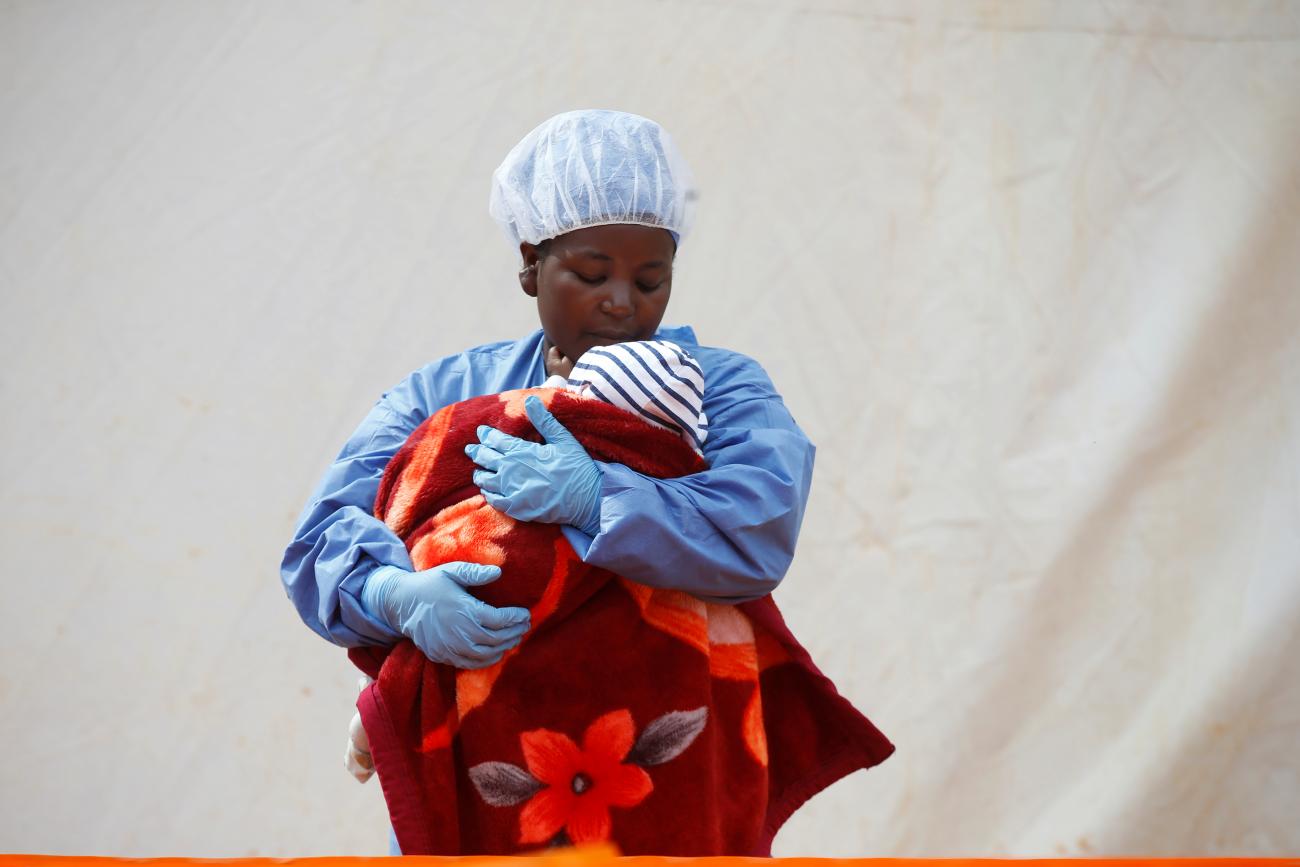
[547,340,707,453]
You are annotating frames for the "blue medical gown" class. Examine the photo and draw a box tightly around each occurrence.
[280,326,815,647]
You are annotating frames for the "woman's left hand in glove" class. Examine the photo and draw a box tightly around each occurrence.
[466,395,602,535]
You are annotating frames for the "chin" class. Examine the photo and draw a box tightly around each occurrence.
[561,332,646,362]
[583,330,648,349]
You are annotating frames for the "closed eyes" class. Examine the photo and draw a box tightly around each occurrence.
[572,271,665,291]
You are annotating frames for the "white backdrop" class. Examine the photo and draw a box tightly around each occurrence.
[2,0,1298,857]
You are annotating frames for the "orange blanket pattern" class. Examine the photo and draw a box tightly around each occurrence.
[349,388,893,856]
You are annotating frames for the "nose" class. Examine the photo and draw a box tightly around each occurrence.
[600,280,635,317]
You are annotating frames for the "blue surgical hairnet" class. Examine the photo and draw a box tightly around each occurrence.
[489,110,697,249]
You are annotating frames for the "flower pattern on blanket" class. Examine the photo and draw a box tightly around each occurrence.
[468,707,707,845]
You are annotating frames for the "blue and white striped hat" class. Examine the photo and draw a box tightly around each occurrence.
[566,340,708,451]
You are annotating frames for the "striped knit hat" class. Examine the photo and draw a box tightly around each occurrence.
[566,340,708,451]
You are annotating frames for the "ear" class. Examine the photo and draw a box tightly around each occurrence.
[518,242,541,297]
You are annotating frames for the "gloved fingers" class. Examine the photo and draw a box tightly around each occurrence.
[436,629,512,666]
[481,489,512,514]
[464,639,517,659]
[464,443,504,471]
[473,600,532,630]
[456,614,531,648]
[409,631,497,669]
[485,620,531,646]
[472,469,502,495]
[441,562,503,587]
[430,647,480,668]
[446,628,505,659]
[476,424,531,455]
[525,395,576,446]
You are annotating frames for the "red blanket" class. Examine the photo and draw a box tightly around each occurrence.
[349,388,893,855]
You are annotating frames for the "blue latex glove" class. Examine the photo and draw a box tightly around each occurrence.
[466,395,602,535]
[360,563,531,668]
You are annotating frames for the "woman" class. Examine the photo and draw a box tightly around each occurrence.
[281,110,888,854]
[282,109,815,660]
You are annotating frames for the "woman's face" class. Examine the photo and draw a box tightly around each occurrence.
[519,224,676,364]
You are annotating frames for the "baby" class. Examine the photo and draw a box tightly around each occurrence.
[345,339,708,781]
[542,338,708,453]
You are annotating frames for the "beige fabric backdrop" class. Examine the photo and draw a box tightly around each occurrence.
[1,0,1297,857]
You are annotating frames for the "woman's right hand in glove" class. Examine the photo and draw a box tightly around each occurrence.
[361,563,531,668]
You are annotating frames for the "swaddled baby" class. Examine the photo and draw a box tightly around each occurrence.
[345,339,707,780]
[542,338,708,453]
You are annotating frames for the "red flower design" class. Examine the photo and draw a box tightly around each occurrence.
[517,709,653,844]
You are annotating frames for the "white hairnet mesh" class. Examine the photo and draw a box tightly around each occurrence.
[489,109,697,249]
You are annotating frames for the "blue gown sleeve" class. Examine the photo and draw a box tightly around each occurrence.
[561,348,815,604]
[280,366,446,647]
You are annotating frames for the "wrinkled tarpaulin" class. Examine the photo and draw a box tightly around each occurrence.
[0,0,1296,858]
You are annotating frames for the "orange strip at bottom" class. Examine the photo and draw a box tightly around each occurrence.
[0,847,1294,867]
